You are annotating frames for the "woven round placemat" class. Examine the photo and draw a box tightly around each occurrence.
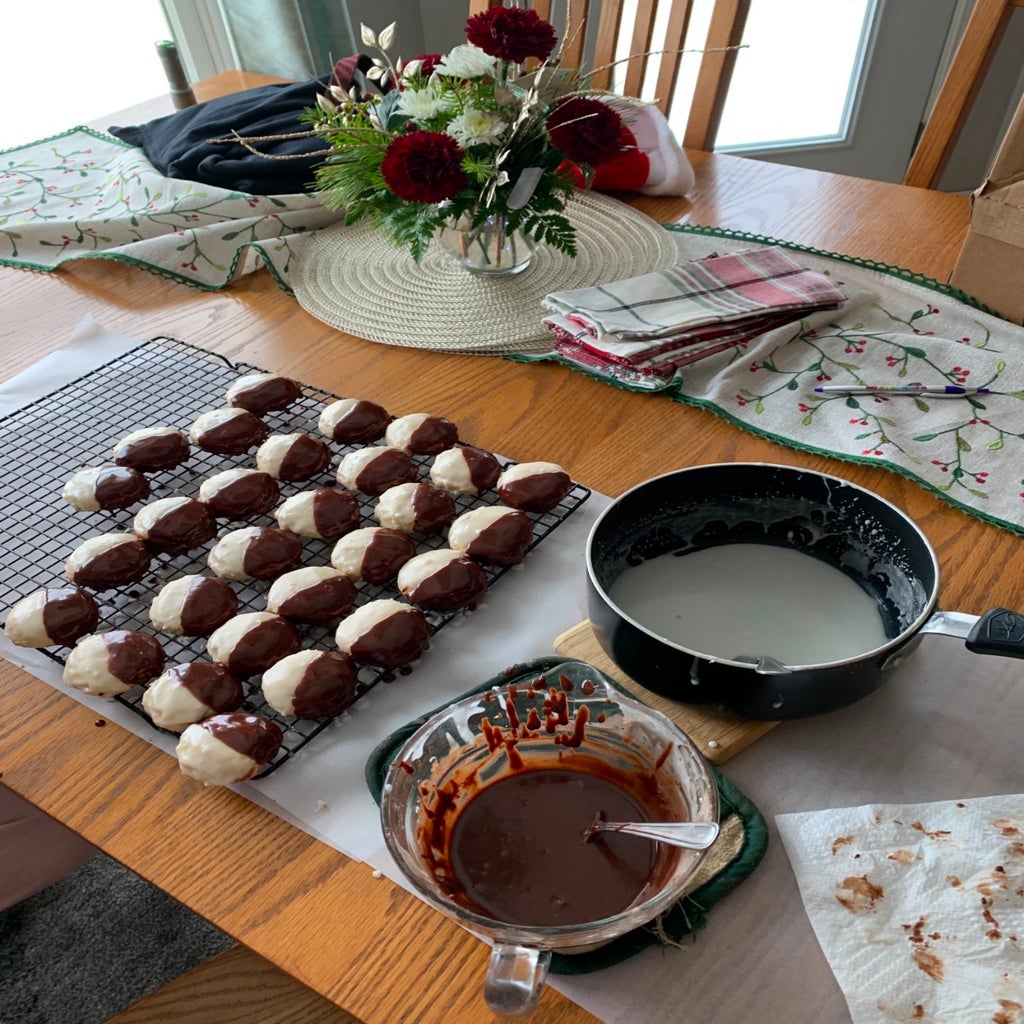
[292,190,679,355]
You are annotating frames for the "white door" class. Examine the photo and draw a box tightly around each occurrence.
[711,0,1024,190]
[711,0,960,183]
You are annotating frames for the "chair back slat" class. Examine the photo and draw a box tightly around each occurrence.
[533,0,555,23]
[903,0,1021,188]
[465,0,748,152]
[684,0,750,150]
[559,0,590,71]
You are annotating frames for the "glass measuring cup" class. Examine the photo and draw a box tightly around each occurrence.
[380,659,719,1016]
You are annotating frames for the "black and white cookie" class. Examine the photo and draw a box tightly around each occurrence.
[273,487,360,540]
[3,587,100,648]
[396,549,488,612]
[261,650,359,718]
[175,712,283,785]
[329,527,416,584]
[148,575,238,636]
[373,482,456,536]
[384,413,458,455]
[447,506,535,565]
[61,465,150,512]
[188,407,268,455]
[225,373,302,415]
[266,567,357,624]
[198,468,280,520]
[62,630,165,698]
[112,427,190,472]
[207,527,304,582]
[256,433,332,482]
[133,496,217,555]
[206,611,301,678]
[65,533,151,589]
[429,446,501,495]
[336,446,418,496]
[333,599,430,669]
[142,661,244,732]
[496,461,572,512]
[318,398,391,445]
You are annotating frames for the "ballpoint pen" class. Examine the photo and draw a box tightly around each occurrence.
[813,384,991,397]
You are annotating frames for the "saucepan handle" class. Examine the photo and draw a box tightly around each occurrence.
[920,608,1024,658]
[965,608,1024,657]
[484,943,552,1016]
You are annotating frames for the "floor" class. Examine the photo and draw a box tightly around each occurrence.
[0,852,233,1024]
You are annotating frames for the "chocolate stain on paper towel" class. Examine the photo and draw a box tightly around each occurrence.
[835,875,884,913]
[911,821,952,841]
[994,819,1024,860]
[977,866,1011,940]
[902,915,945,983]
[889,849,918,865]
[831,834,855,855]
[994,999,1023,1024]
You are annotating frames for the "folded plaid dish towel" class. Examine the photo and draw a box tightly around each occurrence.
[542,246,848,379]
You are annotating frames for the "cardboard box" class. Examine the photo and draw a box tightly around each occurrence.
[949,92,1024,324]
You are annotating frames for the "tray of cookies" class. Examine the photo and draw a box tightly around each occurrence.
[0,336,590,780]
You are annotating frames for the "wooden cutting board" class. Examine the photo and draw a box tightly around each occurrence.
[553,621,779,765]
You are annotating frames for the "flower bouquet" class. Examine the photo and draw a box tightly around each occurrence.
[303,4,637,270]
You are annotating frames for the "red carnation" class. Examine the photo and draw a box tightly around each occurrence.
[546,98,624,167]
[381,131,467,204]
[465,7,557,63]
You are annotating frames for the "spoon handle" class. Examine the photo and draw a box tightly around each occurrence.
[597,820,720,849]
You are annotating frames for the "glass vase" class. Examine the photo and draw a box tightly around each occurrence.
[437,215,535,277]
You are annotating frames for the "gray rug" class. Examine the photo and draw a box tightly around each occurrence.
[0,853,234,1024]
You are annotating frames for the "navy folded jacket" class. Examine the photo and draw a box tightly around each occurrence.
[108,56,373,196]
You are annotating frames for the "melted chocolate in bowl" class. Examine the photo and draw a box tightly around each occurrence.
[383,662,717,947]
[447,765,660,926]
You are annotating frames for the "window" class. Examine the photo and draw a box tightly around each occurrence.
[715,0,874,148]
[1,1,173,149]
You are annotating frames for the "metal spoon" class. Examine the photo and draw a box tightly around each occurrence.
[583,818,720,850]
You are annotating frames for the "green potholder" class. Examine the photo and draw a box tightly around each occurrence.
[365,656,768,975]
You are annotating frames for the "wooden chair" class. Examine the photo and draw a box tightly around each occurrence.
[102,944,361,1024]
[904,0,1024,188]
[467,0,750,150]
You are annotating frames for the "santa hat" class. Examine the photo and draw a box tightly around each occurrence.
[606,101,695,195]
[563,100,695,197]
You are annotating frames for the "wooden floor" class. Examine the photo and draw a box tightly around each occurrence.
[104,945,362,1024]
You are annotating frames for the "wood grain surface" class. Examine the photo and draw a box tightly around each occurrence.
[105,945,361,1024]
[0,73,993,1024]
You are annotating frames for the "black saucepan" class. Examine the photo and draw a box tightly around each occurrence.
[586,462,1024,720]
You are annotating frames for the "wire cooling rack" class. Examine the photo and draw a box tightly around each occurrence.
[0,336,590,776]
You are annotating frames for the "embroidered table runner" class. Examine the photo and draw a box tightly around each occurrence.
[4,128,1023,535]
[522,229,1024,538]
[0,128,342,289]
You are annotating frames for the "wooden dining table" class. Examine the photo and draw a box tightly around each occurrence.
[3,72,1020,1024]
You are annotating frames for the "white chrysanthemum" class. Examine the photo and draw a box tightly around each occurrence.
[447,107,507,147]
[396,85,450,121]
[436,44,497,79]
